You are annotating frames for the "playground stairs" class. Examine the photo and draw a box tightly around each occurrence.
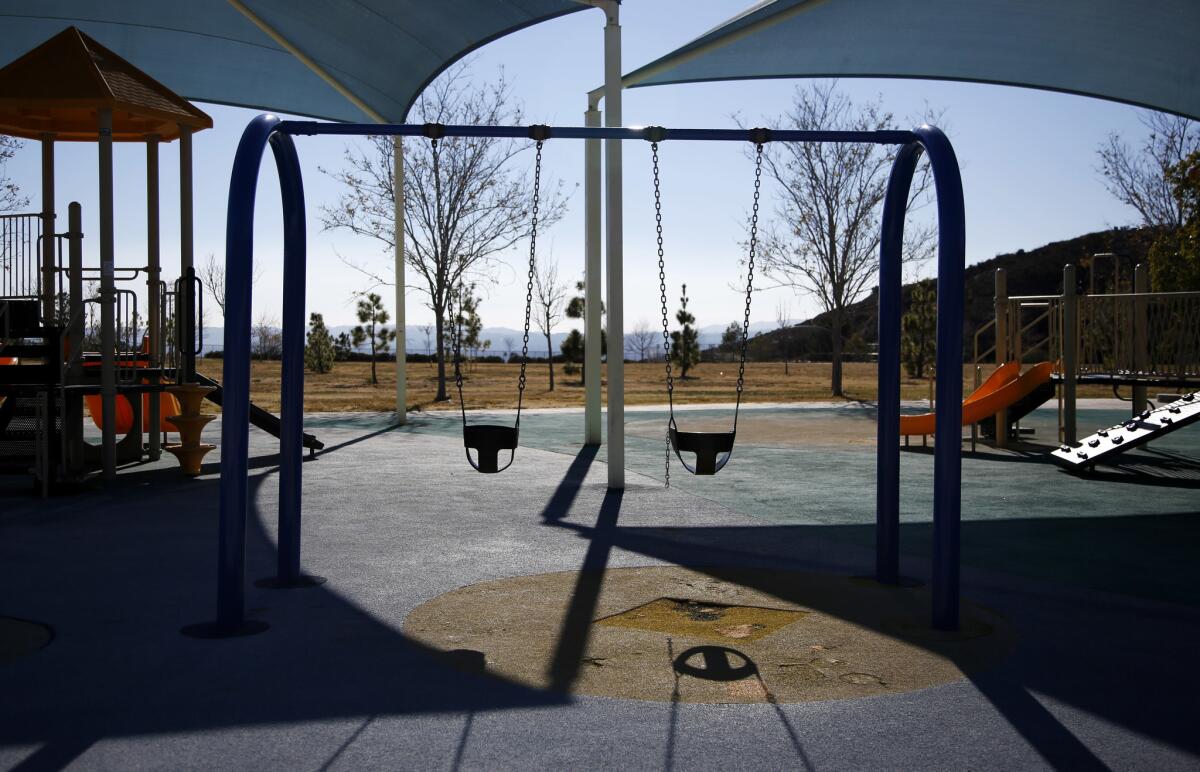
[0,393,52,475]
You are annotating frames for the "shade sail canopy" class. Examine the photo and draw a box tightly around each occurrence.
[0,27,212,142]
[0,1,586,124]
[623,0,1200,120]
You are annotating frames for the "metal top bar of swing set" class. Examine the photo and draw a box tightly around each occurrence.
[276,120,917,145]
[202,113,966,638]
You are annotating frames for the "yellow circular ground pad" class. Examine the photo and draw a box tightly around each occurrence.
[404,567,1014,704]
[0,616,53,664]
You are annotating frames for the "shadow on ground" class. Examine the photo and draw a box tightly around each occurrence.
[2,419,1198,770]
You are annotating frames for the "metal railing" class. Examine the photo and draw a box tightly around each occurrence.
[0,212,43,301]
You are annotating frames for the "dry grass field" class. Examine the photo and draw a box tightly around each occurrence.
[194,358,1093,413]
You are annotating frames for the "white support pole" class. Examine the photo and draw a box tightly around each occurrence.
[39,134,55,323]
[393,137,407,423]
[98,109,117,478]
[179,125,195,380]
[147,135,162,460]
[602,2,624,489]
[584,99,603,446]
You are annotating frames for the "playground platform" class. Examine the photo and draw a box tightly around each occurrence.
[1,402,1198,770]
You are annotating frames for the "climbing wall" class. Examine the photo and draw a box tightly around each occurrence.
[1051,393,1200,470]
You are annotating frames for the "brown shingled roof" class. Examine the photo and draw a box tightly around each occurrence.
[0,26,212,142]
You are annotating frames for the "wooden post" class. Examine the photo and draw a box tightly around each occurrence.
[1132,262,1149,415]
[179,125,195,381]
[98,109,117,478]
[65,202,84,476]
[147,135,162,460]
[1062,265,1078,444]
[39,134,56,324]
[993,268,1008,447]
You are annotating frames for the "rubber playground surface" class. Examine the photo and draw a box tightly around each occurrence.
[1,400,1198,769]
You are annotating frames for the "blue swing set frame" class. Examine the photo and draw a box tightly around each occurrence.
[204,114,966,635]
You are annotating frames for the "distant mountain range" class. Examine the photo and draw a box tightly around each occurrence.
[198,321,778,356]
[198,226,1158,361]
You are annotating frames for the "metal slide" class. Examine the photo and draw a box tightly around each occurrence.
[193,373,323,453]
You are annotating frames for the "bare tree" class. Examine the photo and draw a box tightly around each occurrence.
[1098,111,1199,228]
[198,251,262,316]
[252,313,282,360]
[320,61,568,401]
[421,324,434,359]
[776,301,791,375]
[1,136,29,212]
[627,320,658,362]
[748,81,937,396]
[532,252,567,390]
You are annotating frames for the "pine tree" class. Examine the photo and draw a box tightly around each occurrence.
[445,284,489,370]
[305,312,336,374]
[352,292,395,385]
[670,284,700,378]
[559,329,584,376]
[901,280,937,379]
[333,331,353,361]
[564,278,606,379]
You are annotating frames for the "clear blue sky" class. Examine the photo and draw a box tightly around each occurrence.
[3,0,1153,334]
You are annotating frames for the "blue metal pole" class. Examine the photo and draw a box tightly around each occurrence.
[216,114,279,631]
[916,126,967,631]
[271,132,307,584]
[278,120,914,146]
[875,142,923,585]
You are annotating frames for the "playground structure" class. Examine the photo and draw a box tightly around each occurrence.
[973,260,1200,446]
[0,28,320,490]
[0,28,210,489]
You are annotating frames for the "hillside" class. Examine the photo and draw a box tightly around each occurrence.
[743,225,1160,361]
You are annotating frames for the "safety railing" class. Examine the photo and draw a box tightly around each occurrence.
[1077,291,1200,379]
[972,294,1061,375]
[0,212,43,301]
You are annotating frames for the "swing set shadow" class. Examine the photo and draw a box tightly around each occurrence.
[533,447,1195,770]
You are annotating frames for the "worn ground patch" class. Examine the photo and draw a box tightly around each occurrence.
[404,566,1014,704]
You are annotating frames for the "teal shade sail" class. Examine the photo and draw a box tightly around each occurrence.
[0,1,586,122]
[623,0,1200,119]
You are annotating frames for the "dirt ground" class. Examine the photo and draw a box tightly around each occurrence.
[194,359,1102,414]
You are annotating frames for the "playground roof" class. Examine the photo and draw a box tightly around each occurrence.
[0,27,212,142]
[0,1,587,124]
[621,0,1200,120]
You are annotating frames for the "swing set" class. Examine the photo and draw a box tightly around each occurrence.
[443,122,765,478]
[195,115,967,638]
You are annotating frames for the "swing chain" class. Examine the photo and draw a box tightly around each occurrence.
[737,143,765,405]
[517,140,544,419]
[651,141,673,488]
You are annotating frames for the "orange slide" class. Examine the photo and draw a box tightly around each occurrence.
[899,362,1053,436]
[85,391,183,434]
